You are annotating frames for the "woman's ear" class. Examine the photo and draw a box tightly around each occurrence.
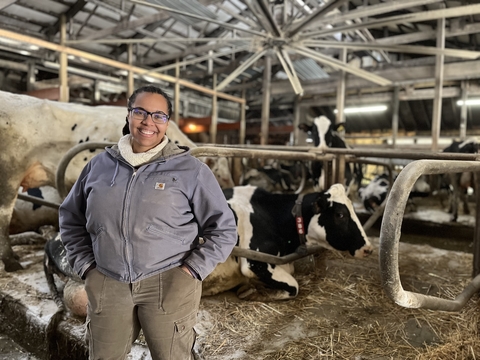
[122,117,130,135]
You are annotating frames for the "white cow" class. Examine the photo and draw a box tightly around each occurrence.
[0,91,234,271]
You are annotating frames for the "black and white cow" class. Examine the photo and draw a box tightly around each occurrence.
[298,116,362,193]
[359,172,431,213]
[441,138,480,221]
[202,183,373,301]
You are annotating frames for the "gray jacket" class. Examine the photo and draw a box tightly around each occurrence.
[59,140,238,282]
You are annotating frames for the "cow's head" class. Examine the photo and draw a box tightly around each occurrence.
[358,173,390,212]
[299,116,346,149]
[307,183,373,258]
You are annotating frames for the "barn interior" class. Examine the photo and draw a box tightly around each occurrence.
[2,0,480,146]
[1,0,480,359]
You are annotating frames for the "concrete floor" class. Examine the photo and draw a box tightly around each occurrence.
[0,332,39,360]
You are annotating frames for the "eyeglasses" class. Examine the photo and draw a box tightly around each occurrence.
[128,107,169,124]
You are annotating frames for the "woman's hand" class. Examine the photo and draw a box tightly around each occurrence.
[180,265,194,278]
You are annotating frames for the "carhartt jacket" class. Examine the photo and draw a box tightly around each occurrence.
[59,140,238,282]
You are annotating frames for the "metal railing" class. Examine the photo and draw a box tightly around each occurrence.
[379,159,480,311]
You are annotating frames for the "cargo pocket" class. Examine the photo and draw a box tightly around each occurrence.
[171,311,197,359]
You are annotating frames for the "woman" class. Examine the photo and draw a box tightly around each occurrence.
[59,85,238,360]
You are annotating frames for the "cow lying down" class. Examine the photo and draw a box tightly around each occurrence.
[44,184,373,309]
[202,183,373,301]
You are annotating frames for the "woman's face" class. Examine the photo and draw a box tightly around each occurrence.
[128,92,170,153]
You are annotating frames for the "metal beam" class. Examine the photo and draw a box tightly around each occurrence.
[286,0,349,37]
[142,45,250,75]
[302,40,480,59]
[303,4,480,39]
[290,45,392,86]
[131,0,268,38]
[274,47,303,95]
[243,0,279,36]
[216,49,267,91]
[305,0,443,31]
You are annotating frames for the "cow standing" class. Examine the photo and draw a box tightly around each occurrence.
[298,116,362,194]
[202,183,373,301]
[0,91,233,272]
[441,138,479,221]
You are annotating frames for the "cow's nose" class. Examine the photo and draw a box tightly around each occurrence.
[364,248,374,256]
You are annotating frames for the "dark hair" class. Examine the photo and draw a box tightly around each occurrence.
[122,85,173,135]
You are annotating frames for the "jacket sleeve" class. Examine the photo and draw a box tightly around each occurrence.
[184,162,237,280]
[58,162,96,279]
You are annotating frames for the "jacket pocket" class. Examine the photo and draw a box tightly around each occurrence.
[146,224,186,244]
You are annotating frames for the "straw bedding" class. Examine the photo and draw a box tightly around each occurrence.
[195,238,480,360]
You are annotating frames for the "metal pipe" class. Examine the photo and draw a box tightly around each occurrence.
[56,141,115,198]
[231,244,325,265]
[380,159,480,311]
[17,194,61,210]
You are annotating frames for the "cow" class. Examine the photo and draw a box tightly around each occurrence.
[0,90,233,272]
[359,173,431,213]
[241,160,306,193]
[440,138,480,222]
[298,115,362,194]
[202,183,373,301]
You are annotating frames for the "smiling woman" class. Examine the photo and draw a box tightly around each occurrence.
[59,84,238,360]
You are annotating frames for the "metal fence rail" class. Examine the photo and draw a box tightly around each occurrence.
[379,159,480,311]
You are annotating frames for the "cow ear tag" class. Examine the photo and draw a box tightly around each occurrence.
[155,182,166,190]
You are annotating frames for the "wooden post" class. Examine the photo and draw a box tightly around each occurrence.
[209,73,218,143]
[59,14,69,102]
[460,80,467,140]
[392,85,400,148]
[431,16,445,151]
[260,54,271,145]
[127,44,134,98]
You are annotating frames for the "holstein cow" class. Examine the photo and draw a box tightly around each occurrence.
[0,90,233,272]
[441,138,480,221]
[202,183,373,301]
[359,172,431,213]
[298,116,362,194]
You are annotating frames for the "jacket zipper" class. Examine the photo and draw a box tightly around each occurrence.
[122,168,137,281]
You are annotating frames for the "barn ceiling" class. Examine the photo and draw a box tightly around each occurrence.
[2,0,480,144]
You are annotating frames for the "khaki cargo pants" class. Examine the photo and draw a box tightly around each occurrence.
[84,267,202,360]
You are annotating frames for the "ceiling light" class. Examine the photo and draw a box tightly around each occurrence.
[334,105,388,114]
[457,99,480,106]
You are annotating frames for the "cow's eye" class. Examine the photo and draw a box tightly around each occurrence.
[336,213,344,219]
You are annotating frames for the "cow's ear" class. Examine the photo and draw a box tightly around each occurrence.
[313,192,330,214]
[298,123,312,133]
[334,122,346,133]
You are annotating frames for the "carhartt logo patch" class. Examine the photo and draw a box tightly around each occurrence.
[155,182,166,190]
